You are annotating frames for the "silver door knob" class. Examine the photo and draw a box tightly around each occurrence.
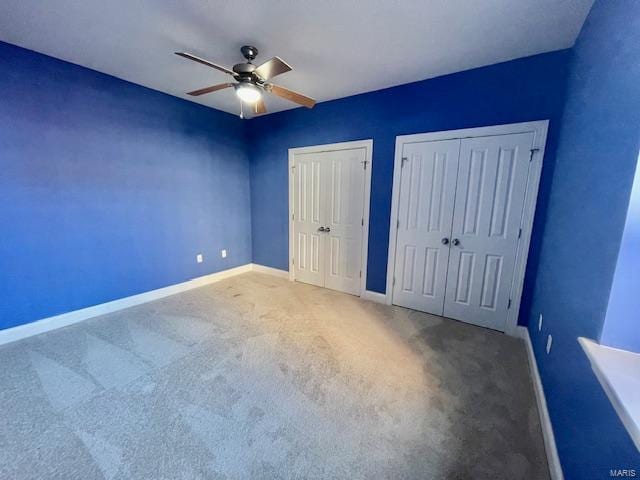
[441,238,449,245]
[452,238,460,246]
[317,226,326,232]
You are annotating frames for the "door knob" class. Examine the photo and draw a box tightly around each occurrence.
[441,238,450,245]
[317,226,326,232]
[452,238,460,246]
[325,227,331,232]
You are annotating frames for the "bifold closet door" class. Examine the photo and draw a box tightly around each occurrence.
[443,132,534,330]
[391,139,460,315]
[292,148,366,295]
[292,152,325,287]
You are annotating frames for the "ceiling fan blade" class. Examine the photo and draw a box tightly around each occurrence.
[175,52,236,76]
[268,84,316,108]
[187,83,234,96]
[253,98,267,115]
[254,56,292,81]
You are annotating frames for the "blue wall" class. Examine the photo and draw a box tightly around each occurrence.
[0,41,252,330]
[526,0,640,477]
[601,154,640,353]
[248,50,570,304]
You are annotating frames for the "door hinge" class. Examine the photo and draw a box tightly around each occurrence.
[362,160,368,170]
[508,298,512,309]
[292,258,295,265]
[359,270,362,278]
[397,219,400,228]
[518,228,522,239]
[529,148,540,161]
[393,277,396,286]
[401,157,408,167]
[361,218,364,226]
[292,213,295,221]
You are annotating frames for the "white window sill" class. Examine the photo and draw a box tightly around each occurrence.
[579,337,640,451]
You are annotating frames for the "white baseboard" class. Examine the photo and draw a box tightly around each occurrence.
[250,263,289,279]
[0,263,294,347]
[0,263,255,347]
[361,290,387,304]
[517,326,564,480]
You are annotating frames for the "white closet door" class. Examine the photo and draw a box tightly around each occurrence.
[293,152,325,287]
[324,149,366,295]
[443,132,534,330]
[392,139,460,314]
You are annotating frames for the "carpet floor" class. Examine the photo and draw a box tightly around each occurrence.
[0,272,549,479]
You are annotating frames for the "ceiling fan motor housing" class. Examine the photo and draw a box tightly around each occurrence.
[234,46,264,84]
[233,62,256,75]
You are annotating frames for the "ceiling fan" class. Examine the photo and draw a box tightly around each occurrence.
[175,45,316,117]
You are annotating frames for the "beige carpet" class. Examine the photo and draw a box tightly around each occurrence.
[0,272,549,479]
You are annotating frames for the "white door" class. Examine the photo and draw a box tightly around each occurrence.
[292,152,325,287]
[292,147,367,295]
[324,149,367,295]
[392,139,460,314]
[443,132,534,330]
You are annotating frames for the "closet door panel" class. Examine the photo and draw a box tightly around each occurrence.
[324,148,367,295]
[293,152,326,287]
[391,139,460,315]
[443,132,534,330]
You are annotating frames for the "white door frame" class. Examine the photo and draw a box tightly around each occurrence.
[386,121,549,336]
[288,139,374,297]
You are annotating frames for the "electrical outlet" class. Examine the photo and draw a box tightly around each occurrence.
[546,334,553,354]
[221,249,227,258]
[196,253,203,264]
[538,314,543,331]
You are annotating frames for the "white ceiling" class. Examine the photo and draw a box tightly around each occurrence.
[0,0,593,116]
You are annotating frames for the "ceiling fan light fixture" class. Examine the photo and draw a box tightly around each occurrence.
[235,83,262,104]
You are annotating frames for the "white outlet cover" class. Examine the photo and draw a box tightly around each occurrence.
[221,249,227,258]
[546,334,553,354]
[538,314,543,331]
[196,254,203,264]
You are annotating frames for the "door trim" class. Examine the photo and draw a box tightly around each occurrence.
[385,121,549,335]
[288,139,374,297]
